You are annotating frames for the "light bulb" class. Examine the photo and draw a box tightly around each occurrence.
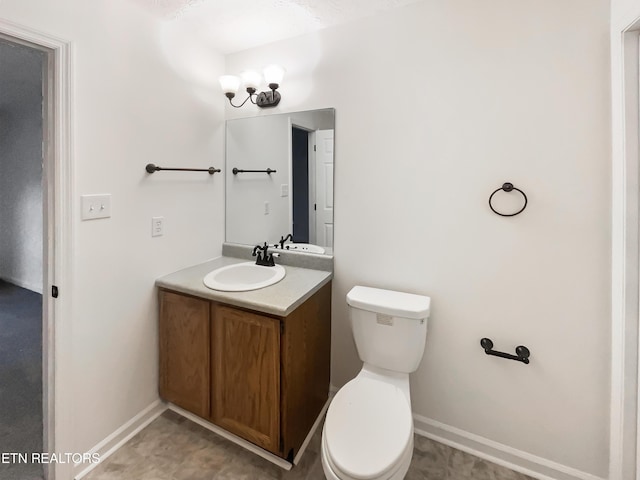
[218,75,240,95]
[263,64,285,88]
[240,70,262,91]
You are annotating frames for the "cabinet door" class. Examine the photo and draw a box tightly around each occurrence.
[211,304,281,454]
[159,290,210,418]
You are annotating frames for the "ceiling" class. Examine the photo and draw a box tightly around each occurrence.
[131,0,425,54]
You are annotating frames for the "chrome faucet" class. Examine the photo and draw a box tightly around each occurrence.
[252,242,276,267]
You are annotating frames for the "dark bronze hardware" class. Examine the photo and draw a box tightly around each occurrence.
[480,338,530,364]
[145,163,221,175]
[488,182,528,217]
[252,242,276,267]
[232,168,276,175]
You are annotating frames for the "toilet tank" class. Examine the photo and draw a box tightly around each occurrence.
[347,286,431,373]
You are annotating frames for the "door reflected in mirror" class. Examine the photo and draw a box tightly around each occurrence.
[225,109,335,255]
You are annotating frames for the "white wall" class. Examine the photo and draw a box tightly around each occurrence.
[227,0,610,477]
[0,40,44,293]
[0,0,225,474]
[0,0,612,478]
[612,0,640,26]
[289,110,334,131]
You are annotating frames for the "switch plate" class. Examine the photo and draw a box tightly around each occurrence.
[81,194,111,220]
[264,202,270,215]
[281,184,289,197]
[152,217,164,237]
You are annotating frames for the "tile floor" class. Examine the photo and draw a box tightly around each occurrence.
[84,410,535,480]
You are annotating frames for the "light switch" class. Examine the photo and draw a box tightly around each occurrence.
[281,184,289,197]
[81,194,111,220]
[264,201,270,215]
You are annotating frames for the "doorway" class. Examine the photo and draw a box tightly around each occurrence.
[291,127,310,243]
[290,126,334,249]
[0,20,72,480]
[0,36,47,480]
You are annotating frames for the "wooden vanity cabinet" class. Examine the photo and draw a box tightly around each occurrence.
[158,281,331,461]
[211,304,281,454]
[158,291,210,418]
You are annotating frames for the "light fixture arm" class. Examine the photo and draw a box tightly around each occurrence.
[226,88,258,108]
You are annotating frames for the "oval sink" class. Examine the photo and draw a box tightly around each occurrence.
[286,243,325,254]
[203,262,286,292]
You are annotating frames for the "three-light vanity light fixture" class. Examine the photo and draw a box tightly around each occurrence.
[218,64,285,108]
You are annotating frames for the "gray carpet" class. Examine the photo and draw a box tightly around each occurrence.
[0,280,44,479]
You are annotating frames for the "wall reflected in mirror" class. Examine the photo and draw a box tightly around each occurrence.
[225,108,335,255]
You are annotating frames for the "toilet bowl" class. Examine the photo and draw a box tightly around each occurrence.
[321,368,414,480]
[321,286,431,480]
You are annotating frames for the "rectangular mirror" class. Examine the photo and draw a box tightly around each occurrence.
[225,108,335,255]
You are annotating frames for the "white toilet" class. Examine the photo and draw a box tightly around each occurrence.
[321,285,431,480]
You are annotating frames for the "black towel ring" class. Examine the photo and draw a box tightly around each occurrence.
[489,182,527,217]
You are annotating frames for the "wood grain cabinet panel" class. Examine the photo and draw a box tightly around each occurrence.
[159,291,210,418]
[281,281,331,458]
[211,305,281,454]
[158,281,331,461]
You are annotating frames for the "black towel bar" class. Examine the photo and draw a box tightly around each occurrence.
[145,163,221,175]
[232,168,276,175]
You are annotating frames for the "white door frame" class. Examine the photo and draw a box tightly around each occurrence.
[610,15,640,480]
[308,130,317,245]
[0,19,73,480]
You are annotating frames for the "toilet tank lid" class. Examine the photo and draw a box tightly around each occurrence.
[347,286,431,319]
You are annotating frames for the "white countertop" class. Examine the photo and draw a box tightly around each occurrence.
[155,256,332,317]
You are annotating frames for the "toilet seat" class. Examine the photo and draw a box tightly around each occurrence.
[322,426,414,480]
[324,376,413,480]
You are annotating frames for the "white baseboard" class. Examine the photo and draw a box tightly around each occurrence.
[74,400,167,479]
[0,274,43,294]
[413,414,605,480]
[74,389,600,480]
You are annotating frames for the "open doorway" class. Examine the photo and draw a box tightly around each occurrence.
[0,20,72,480]
[291,126,310,243]
[290,125,334,250]
[0,36,47,480]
